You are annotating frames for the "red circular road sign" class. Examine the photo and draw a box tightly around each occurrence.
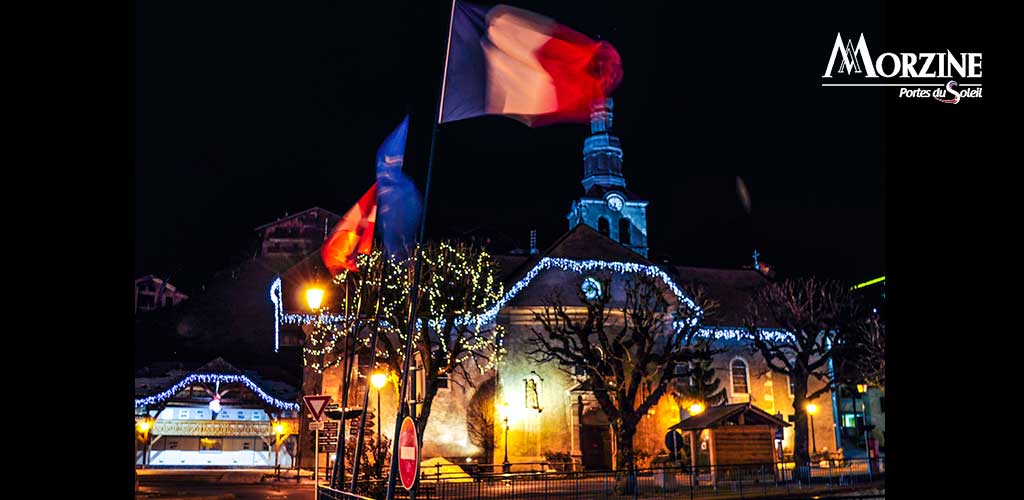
[398,416,419,491]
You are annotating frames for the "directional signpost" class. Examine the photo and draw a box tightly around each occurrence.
[303,395,333,500]
[398,416,419,491]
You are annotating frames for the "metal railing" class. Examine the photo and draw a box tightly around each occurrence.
[319,484,376,500]
[320,457,884,499]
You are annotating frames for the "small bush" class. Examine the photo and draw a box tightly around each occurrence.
[542,450,573,472]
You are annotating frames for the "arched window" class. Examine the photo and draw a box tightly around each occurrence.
[731,358,749,395]
[597,217,610,237]
[619,218,631,244]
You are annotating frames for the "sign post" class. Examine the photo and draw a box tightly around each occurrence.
[398,416,420,491]
[303,395,333,500]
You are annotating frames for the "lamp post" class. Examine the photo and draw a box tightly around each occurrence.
[502,402,510,474]
[136,418,152,469]
[275,422,284,480]
[805,403,818,456]
[857,384,871,474]
[371,372,387,472]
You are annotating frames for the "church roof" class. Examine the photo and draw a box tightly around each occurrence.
[668,266,775,326]
[499,223,653,288]
[668,403,789,431]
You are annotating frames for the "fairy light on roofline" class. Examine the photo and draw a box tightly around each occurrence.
[134,373,300,411]
[269,258,795,344]
[697,326,794,343]
[476,257,703,327]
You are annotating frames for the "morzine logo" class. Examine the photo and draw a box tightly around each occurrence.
[822,33,982,103]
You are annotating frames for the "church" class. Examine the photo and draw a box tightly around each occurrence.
[281,98,840,471]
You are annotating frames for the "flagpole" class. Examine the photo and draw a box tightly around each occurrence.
[350,259,386,492]
[385,2,456,500]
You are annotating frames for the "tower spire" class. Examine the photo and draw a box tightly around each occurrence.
[567,98,649,257]
[582,98,625,192]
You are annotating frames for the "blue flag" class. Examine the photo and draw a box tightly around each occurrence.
[376,115,422,261]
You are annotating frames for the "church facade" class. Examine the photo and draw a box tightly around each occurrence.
[289,98,839,471]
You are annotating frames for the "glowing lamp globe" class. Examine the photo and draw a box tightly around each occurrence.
[688,402,706,416]
[371,372,387,389]
[306,288,325,311]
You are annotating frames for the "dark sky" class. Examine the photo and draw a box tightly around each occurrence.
[135,1,886,293]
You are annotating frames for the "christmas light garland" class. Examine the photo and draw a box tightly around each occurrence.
[272,256,796,349]
[476,257,703,328]
[697,326,794,343]
[134,373,300,411]
[270,277,282,353]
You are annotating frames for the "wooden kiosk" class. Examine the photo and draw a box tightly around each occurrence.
[668,403,789,484]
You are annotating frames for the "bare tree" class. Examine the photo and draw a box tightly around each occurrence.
[834,313,885,389]
[743,278,859,470]
[527,274,718,483]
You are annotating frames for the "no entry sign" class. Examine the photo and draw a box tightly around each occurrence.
[398,416,419,491]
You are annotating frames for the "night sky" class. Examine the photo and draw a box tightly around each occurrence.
[135,1,886,294]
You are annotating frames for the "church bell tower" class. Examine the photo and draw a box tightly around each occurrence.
[566,98,649,256]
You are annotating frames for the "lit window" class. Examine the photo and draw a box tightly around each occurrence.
[731,359,749,395]
[842,413,857,428]
[200,437,223,452]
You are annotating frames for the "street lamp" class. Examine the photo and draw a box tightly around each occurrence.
[501,402,511,473]
[857,384,871,470]
[805,403,818,455]
[688,402,706,416]
[274,422,284,480]
[306,288,325,311]
[136,418,151,469]
[371,371,387,470]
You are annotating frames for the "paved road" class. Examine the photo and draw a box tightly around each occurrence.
[138,483,314,500]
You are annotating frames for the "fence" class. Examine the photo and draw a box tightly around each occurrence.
[319,457,884,499]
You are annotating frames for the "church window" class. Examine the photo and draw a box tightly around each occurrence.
[619,218,631,244]
[598,217,610,237]
[731,358,749,395]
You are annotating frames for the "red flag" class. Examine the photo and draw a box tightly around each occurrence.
[322,183,378,275]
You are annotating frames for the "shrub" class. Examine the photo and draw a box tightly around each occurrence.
[542,450,573,472]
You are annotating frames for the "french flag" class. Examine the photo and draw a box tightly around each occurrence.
[440,2,623,127]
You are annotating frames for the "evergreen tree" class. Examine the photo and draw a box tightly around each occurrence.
[673,340,727,407]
